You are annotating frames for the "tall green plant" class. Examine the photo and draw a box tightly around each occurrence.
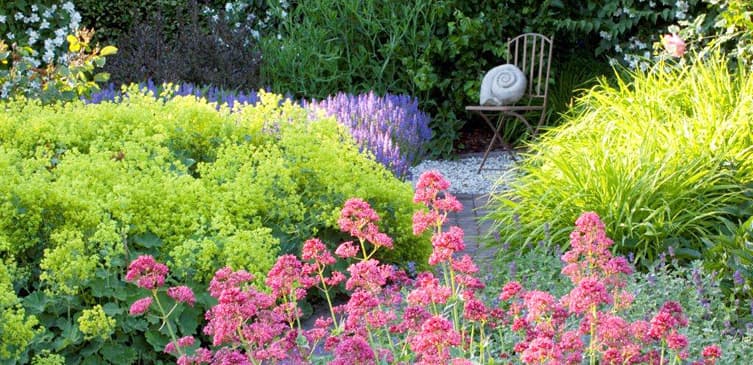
[485,55,753,269]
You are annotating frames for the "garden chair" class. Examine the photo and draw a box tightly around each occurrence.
[466,33,553,172]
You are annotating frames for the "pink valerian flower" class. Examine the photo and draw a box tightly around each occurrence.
[662,34,686,58]
[211,348,251,365]
[301,238,336,266]
[346,259,394,293]
[413,170,451,205]
[559,330,584,353]
[177,347,212,365]
[344,289,380,330]
[208,267,254,298]
[406,272,452,306]
[666,331,689,350]
[331,335,376,365]
[451,254,478,274]
[499,281,524,301]
[428,225,465,265]
[702,345,722,364]
[412,209,442,235]
[409,315,461,364]
[165,336,196,354]
[595,313,631,349]
[463,296,488,322]
[167,286,196,306]
[432,193,463,213]
[520,336,563,364]
[335,240,359,258]
[265,254,315,299]
[523,290,558,323]
[125,255,169,290]
[129,296,153,316]
[338,198,394,249]
[649,301,689,340]
[561,277,612,314]
[305,317,333,344]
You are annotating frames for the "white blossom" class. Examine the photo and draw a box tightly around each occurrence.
[40,20,50,29]
[62,2,76,13]
[0,15,6,23]
[14,12,24,20]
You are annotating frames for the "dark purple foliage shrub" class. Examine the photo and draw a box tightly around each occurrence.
[307,92,432,179]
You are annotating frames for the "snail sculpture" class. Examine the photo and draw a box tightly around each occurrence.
[479,64,527,106]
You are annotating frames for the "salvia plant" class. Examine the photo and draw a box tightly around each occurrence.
[126,171,723,364]
[306,92,432,179]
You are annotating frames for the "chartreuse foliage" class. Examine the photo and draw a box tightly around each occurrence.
[486,55,753,273]
[0,92,426,363]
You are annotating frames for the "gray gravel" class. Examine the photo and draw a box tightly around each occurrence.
[409,152,518,195]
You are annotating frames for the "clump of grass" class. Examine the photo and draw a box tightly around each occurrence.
[485,54,753,269]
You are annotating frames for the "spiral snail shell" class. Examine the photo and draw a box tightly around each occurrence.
[479,64,527,106]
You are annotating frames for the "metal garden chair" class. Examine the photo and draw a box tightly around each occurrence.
[466,33,554,172]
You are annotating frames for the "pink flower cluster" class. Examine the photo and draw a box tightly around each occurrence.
[123,172,722,364]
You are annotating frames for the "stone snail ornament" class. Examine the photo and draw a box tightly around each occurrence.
[479,64,527,106]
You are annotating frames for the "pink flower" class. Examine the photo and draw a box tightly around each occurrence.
[499,281,523,301]
[346,259,393,293]
[335,241,359,258]
[177,347,212,365]
[212,348,251,365]
[129,296,153,316]
[523,290,557,323]
[409,315,461,364]
[125,255,169,290]
[265,254,314,299]
[433,193,463,213]
[666,331,688,350]
[407,272,452,306]
[414,170,451,204]
[331,335,375,365]
[302,238,336,266]
[463,297,488,322]
[662,34,686,58]
[429,226,465,265]
[412,210,441,235]
[451,254,478,274]
[702,345,722,364]
[165,336,196,354]
[167,286,196,306]
[520,336,562,364]
[208,267,254,298]
[561,277,612,314]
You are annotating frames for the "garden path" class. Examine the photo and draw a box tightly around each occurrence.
[447,194,498,272]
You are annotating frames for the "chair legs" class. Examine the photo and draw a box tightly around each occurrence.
[476,112,518,173]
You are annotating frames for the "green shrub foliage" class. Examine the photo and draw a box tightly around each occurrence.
[0,92,426,362]
[485,55,753,271]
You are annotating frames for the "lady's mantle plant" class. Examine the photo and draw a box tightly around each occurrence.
[127,171,722,364]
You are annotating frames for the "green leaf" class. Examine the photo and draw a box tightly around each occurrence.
[99,45,118,56]
[132,232,163,248]
[101,342,137,364]
[22,291,48,314]
[93,72,111,82]
[145,329,170,351]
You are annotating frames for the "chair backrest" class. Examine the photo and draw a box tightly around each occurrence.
[506,33,553,101]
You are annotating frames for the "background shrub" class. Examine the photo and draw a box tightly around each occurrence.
[0,93,427,362]
[485,55,753,272]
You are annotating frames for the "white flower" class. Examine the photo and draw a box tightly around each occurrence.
[614,44,622,53]
[14,12,24,20]
[31,4,38,12]
[55,28,67,39]
[40,20,50,29]
[62,2,76,13]
[44,9,53,18]
[6,32,14,40]
[0,15,6,23]
[599,31,611,40]
[250,29,260,39]
[43,50,54,64]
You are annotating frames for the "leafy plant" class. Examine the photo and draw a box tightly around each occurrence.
[0,28,116,103]
[484,54,753,269]
[0,92,426,363]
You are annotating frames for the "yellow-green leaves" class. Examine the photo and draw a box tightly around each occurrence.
[99,45,118,57]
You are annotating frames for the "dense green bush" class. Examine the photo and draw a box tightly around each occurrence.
[0,92,427,362]
[485,55,753,270]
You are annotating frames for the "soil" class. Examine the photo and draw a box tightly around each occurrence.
[453,121,498,154]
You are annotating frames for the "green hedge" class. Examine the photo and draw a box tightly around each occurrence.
[0,92,428,363]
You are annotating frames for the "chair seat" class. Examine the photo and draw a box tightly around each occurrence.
[465,105,544,112]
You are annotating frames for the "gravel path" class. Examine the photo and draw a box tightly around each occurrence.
[408,152,518,195]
